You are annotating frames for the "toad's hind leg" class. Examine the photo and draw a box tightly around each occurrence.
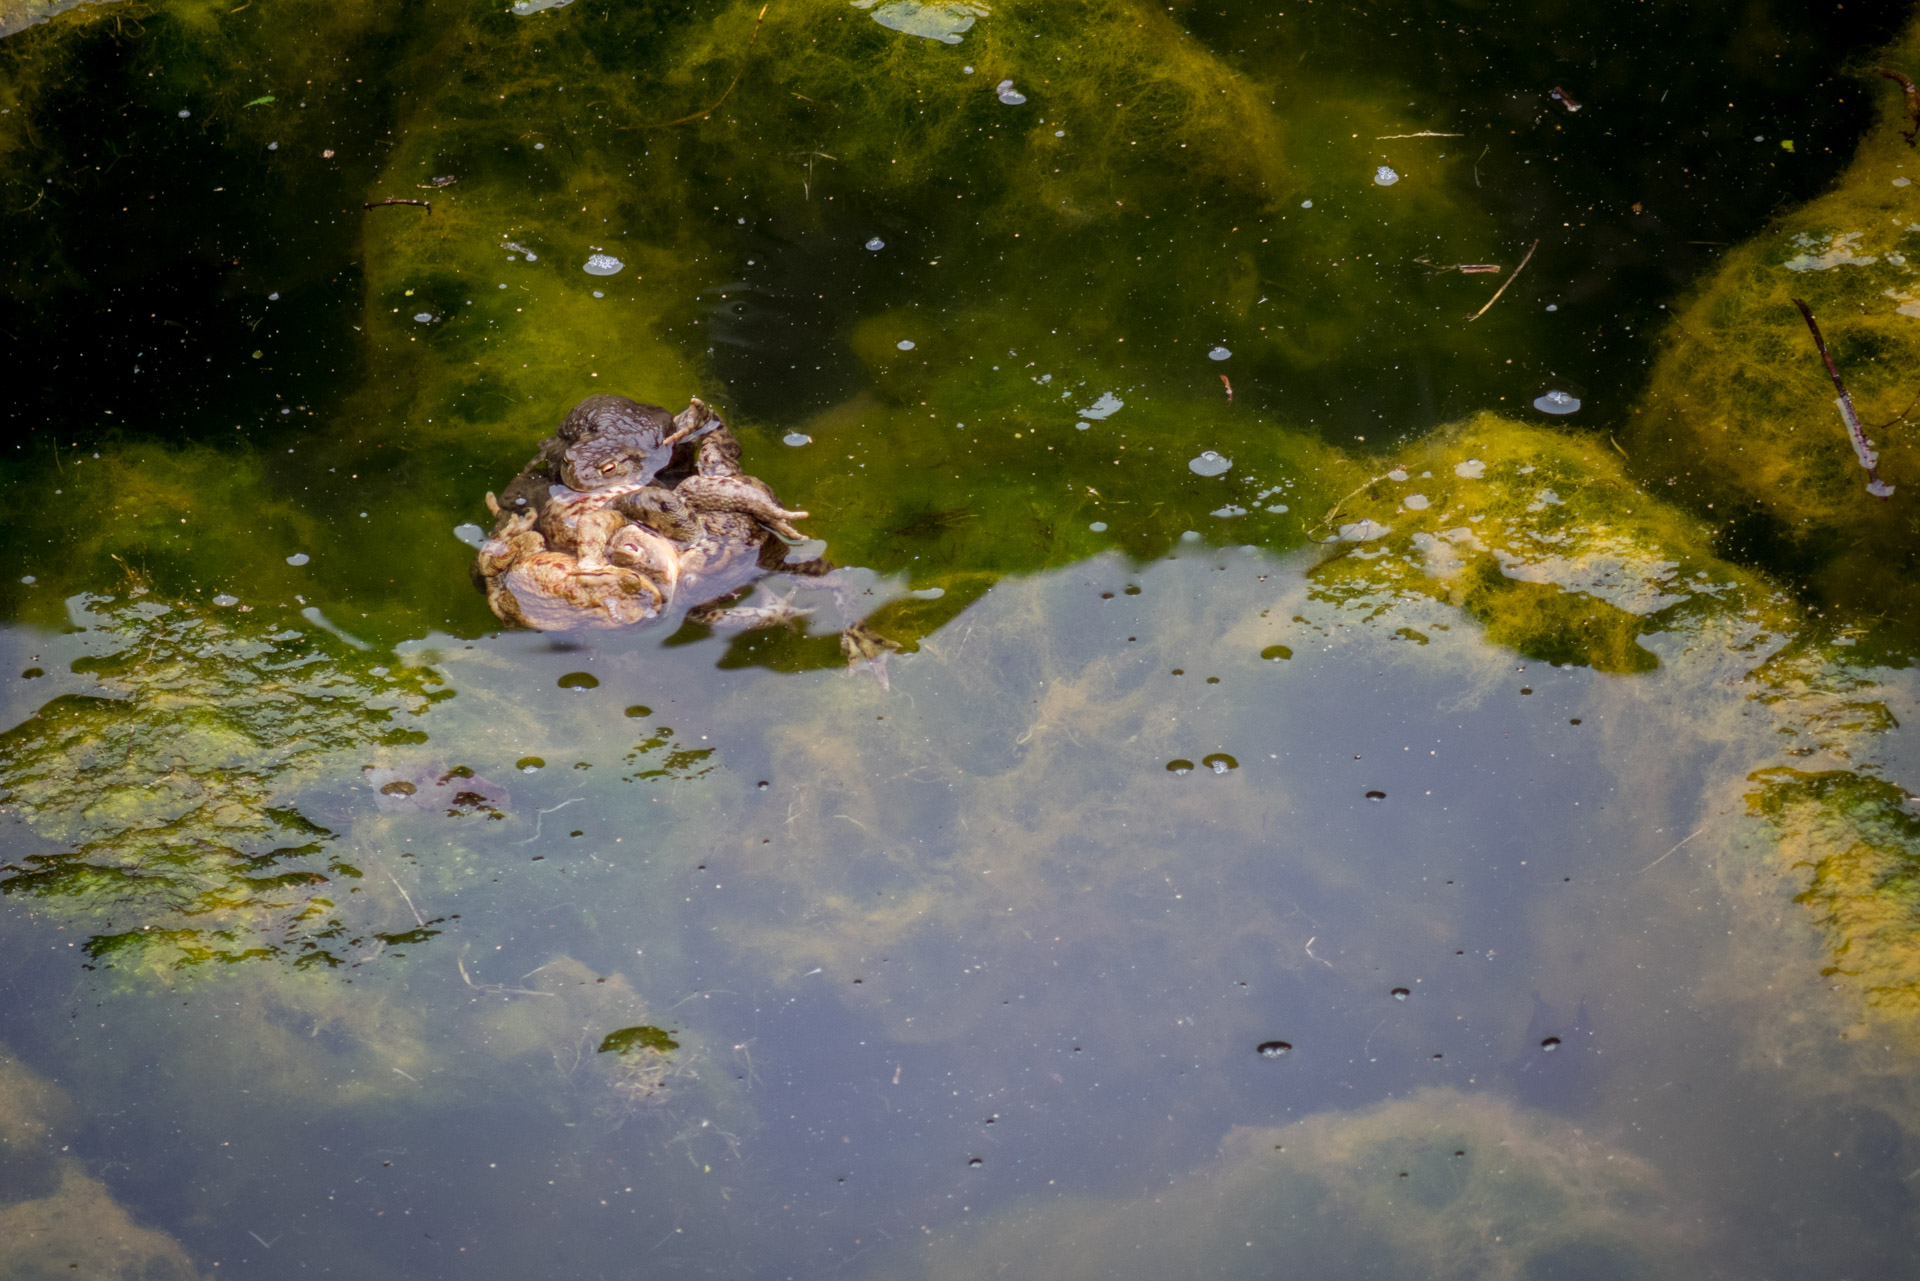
[677,475,809,542]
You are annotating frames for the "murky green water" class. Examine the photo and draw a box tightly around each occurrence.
[8,1,1920,1276]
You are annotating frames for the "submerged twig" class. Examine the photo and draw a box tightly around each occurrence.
[364,197,430,214]
[1639,826,1704,874]
[1465,239,1539,322]
[384,867,425,928]
[630,3,769,129]
[1792,297,1896,497]
[1220,373,1233,404]
[1877,68,1920,146]
[1375,130,1464,139]
[1549,86,1583,113]
[1415,256,1502,275]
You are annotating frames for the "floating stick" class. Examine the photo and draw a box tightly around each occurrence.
[1792,297,1896,498]
[1465,239,1538,322]
[630,4,770,129]
[1877,68,1920,146]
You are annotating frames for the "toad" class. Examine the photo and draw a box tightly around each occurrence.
[475,395,841,637]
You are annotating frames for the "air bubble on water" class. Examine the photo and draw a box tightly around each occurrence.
[1266,503,1289,513]
[1166,759,1195,775]
[213,594,239,607]
[19,575,35,585]
[1260,644,1292,661]
[1208,346,1232,361]
[967,1157,983,1168]
[1365,789,1387,801]
[268,142,279,151]
[1540,1036,1562,1051]
[1337,519,1390,542]
[1202,753,1238,774]
[1211,505,1247,518]
[1532,390,1581,414]
[583,254,624,276]
[453,523,485,548]
[1387,468,1409,482]
[178,109,191,118]
[1256,1041,1292,1058]
[592,290,605,298]
[1391,987,1410,1001]
[783,431,813,447]
[1301,199,1313,208]
[996,79,1027,105]
[1374,165,1400,186]
[1403,494,1430,510]
[1089,521,1108,532]
[1180,530,1202,541]
[866,237,886,251]
[413,312,434,323]
[1075,421,1091,431]
[286,553,311,566]
[1453,458,1486,479]
[534,142,546,150]
[1055,130,1066,137]
[558,672,600,690]
[963,65,974,73]
[268,292,280,301]
[897,339,916,351]
[517,756,546,773]
[1189,450,1232,477]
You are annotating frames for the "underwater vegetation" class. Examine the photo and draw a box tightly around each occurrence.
[880,1088,1693,1281]
[1628,14,1920,629]
[0,1046,207,1280]
[0,584,448,976]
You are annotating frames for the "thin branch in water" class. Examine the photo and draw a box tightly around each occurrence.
[385,867,425,927]
[1375,130,1464,139]
[1867,393,1920,432]
[1792,297,1896,497]
[1877,68,1920,146]
[364,198,430,214]
[629,4,770,129]
[1640,826,1705,874]
[1465,239,1539,322]
[1474,144,1488,188]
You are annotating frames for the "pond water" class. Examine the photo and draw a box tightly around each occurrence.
[7,0,1920,1277]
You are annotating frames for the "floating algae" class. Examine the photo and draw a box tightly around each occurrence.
[0,589,446,975]
[850,0,989,45]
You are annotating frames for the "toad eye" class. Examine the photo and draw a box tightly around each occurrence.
[599,460,619,474]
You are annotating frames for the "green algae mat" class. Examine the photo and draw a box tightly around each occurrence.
[9,1,1920,1276]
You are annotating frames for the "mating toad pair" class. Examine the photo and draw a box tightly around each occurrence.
[472,394,897,679]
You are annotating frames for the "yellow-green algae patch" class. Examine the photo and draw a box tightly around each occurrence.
[881,1089,1693,1281]
[0,586,446,977]
[1305,413,1920,1044]
[1627,13,1920,623]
